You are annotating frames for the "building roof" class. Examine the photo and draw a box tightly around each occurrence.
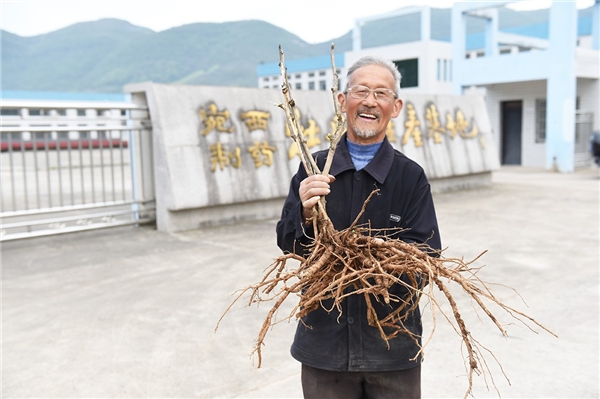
[256,54,346,77]
[2,90,128,102]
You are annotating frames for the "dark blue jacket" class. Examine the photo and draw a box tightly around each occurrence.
[276,134,441,372]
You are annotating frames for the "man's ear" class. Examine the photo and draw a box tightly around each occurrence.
[392,98,403,118]
[338,92,347,113]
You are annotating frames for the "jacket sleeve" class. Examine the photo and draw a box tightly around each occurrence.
[276,164,314,257]
[400,169,442,254]
[394,170,441,291]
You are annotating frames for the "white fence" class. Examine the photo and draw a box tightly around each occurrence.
[0,99,155,241]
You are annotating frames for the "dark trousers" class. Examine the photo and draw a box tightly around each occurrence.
[301,364,421,399]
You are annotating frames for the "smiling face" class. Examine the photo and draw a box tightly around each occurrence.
[338,64,403,145]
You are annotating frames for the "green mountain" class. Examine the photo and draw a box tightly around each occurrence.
[1,7,594,93]
[1,18,345,93]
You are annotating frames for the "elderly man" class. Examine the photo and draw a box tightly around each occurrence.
[276,55,441,399]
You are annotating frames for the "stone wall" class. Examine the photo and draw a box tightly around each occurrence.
[125,82,499,232]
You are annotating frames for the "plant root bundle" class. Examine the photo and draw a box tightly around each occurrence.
[215,45,557,399]
[216,191,555,398]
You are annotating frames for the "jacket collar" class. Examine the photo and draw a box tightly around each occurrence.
[329,133,394,185]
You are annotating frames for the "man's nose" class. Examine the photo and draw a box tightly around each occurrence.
[362,90,378,105]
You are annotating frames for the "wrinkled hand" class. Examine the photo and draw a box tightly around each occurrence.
[299,174,335,221]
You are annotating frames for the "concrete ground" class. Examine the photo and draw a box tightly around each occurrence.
[2,166,599,398]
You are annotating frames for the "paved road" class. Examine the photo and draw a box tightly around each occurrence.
[2,166,599,398]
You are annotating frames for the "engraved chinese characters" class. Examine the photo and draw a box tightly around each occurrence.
[407,102,485,148]
[199,103,276,172]
[242,111,276,168]
[198,101,485,173]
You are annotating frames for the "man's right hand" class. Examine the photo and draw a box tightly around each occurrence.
[299,174,335,221]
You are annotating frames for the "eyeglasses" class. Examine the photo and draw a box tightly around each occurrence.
[345,85,397,102]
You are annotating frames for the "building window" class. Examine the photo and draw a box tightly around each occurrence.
[319,80,327,90]
[535,99,546,143]
[437,59,441,81]
[1,108,20,116]
[295,74,301,79]
[319,71,326,76]
[443,60,448,81]
[308,81,315,90]
[29,109,50,116]
[393,58,418,88]
[308,72,315,78]
[33,132,48,141]
[295,83,302,90]
[3,132,23,142]
[77,109,86,117]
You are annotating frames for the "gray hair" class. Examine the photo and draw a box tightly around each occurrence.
[345,56,402,96]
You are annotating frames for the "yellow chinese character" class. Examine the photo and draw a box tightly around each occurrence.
[326,117,341,142]
[386,120,397,143]
[241,110,271,132]
[199,103,235,136]
[425,104,445,144]
[229,147,242,168]
[286,108,321,159]
[456,110,479,138]
[209,142,229,171]
[248,140,277,168]
[209,142,242,171]
[402,103,423,147]
[445,112,458,139]
[446,109,478,139]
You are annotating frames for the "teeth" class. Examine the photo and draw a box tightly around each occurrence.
[359,113,377,119]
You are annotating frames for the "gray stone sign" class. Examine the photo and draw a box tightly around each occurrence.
[126,82,499,232]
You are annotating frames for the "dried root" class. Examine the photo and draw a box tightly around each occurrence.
[216,201,556,398]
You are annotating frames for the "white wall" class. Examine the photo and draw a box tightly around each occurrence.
[259,68,348,94]
[344,40,453,95]
[484,80,547,167]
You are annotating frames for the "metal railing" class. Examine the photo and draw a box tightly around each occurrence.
[1,100,155,241]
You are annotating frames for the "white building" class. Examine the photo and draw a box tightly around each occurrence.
[1,92,133,143]
[256,2,600,171]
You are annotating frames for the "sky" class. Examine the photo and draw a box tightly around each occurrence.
[0,0,594,44]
